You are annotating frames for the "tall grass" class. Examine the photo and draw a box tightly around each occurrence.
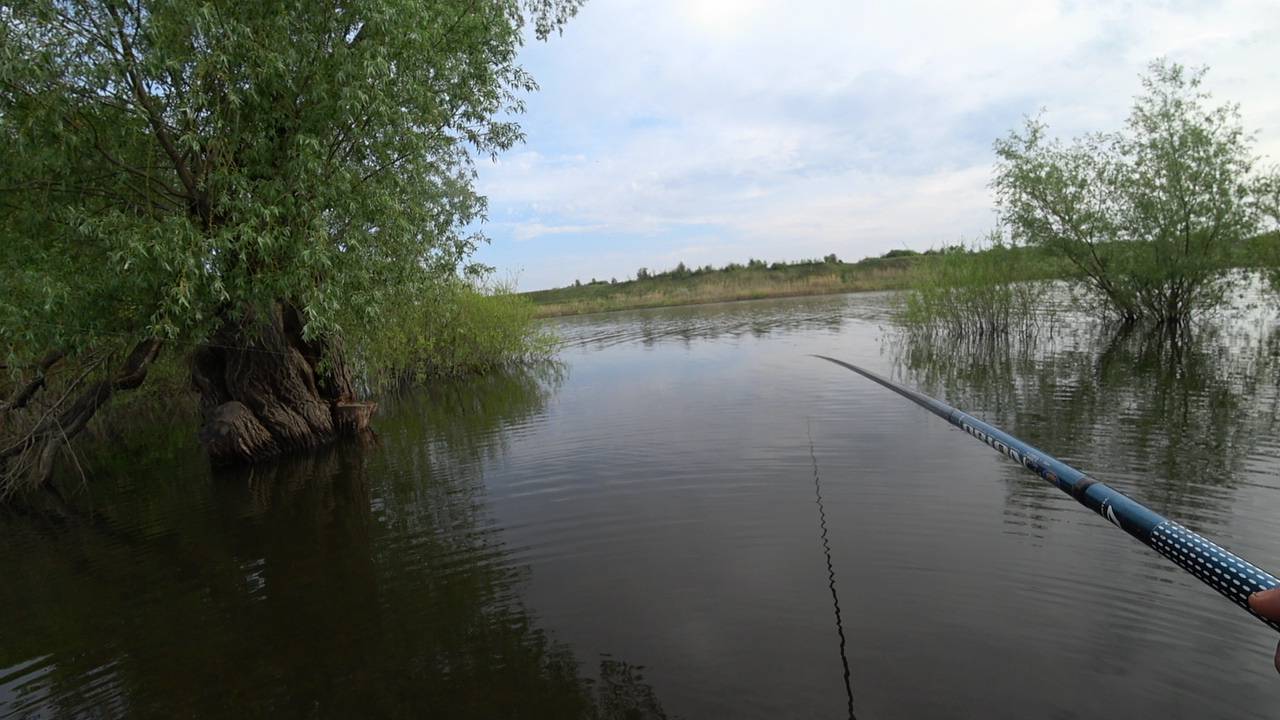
[529,258,921,316]
[1252,232,1280,298]
[357,278,557,389]
[897,238,1059,339]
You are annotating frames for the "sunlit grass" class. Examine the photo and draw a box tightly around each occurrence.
[528,260,920,317]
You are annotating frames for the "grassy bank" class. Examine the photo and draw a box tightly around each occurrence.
[523,247,1076,317]
[336,279,557,388]
[526,233,1278,319]
[525,254,927,316]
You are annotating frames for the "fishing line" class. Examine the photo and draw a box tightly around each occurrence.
[813,354,1280,636]
[808,417,857,720]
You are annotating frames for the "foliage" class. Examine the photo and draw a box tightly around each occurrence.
[0,0,579,371]
[359,279,556,387]
[1259,175,1280,293]
[525,253,926,316]
[898,234,1060,338]
[993,60,1270,325]
[526,242,1096,318]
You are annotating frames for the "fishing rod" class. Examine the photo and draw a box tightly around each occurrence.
[813,354,1280,634]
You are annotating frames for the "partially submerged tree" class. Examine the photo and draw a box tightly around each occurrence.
[0,0,579,492]
[1259,172,1280,293]
[994,60,1268,325]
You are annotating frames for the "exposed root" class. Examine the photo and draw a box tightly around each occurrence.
[192,303,375,465]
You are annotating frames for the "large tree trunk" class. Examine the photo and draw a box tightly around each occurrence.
[191,302,376,465]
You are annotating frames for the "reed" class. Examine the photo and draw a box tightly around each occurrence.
[896,238,1064,339]
[351,278,558,389]
[529,259,920,317]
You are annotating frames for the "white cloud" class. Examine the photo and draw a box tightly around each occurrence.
[477,0,1280,290]
[507,221,606,242]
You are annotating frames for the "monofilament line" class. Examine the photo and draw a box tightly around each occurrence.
[808,418,857,720]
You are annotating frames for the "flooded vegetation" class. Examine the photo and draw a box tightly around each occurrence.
[896,241,1066,339]
[2,365,670,719]
[4,2,1280,718]
[5,288,1280,718]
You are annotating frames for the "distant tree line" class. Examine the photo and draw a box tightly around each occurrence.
[564,244,1032,290]
[570,249,927,287]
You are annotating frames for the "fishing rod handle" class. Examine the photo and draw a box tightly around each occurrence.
[960,408,1280,634]
[1146,520,1280,632]
[814,355,1280,633]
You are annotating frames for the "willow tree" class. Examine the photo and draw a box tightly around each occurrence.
[0,0,579,489]
[993,60,1269,325]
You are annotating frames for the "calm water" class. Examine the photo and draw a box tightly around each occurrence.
[5,291,1280,718]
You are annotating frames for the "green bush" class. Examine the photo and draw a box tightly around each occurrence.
[358,279,556,388]
[994,61,1270,325]
[899,235,1052,338]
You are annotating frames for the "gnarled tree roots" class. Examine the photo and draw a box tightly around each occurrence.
[192,303,375,465]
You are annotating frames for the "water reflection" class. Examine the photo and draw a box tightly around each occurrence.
[890,318,1280,531]
[5,292,1280,719]
[0,365,670,720]
[382,361,567,463]
[552,292,892,351]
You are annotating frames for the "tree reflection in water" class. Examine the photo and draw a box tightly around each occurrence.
[889,317,1280,531]
[0,364,673,720]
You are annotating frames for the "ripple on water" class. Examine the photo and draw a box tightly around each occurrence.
[5,289,1280,719]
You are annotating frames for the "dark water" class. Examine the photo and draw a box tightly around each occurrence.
[5,291,1280,719]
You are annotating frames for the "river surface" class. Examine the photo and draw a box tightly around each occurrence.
[4,291,1280,719]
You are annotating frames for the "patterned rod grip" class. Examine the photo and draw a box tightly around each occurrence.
[1149,521,1280,632]
[814,356,1280,635]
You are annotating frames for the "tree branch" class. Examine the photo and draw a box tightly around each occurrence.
[104,3,202,206]
[1,351,67,413]
[1,339,162,496]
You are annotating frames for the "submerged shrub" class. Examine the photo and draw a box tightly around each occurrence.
[358,278,557,388]
[1259,179,1280,295]
[898,234,1054,339]
[994,61,1272,325]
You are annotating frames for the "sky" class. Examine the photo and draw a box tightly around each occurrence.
[472,0,1280,291]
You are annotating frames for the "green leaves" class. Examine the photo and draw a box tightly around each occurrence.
[351,277,555,387]
[1,0,580,368]
[993,60,1267,325]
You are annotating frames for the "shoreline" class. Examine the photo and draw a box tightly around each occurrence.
[525,237,1277,319]
[532,281,908,318]
[526,257,923,318]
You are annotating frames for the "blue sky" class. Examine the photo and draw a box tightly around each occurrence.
[474,0,1280,291]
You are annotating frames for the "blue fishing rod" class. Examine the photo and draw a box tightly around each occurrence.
[814,355,1280,633]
